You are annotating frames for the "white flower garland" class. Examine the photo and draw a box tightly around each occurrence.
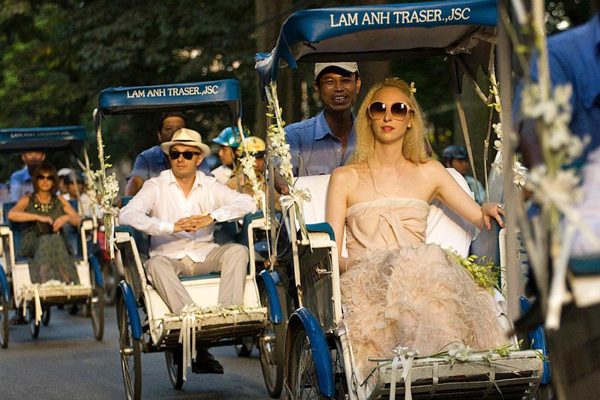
[236,128,265,212]
[265,82,294,184]
[87,112,120,258]
[264,82,311,236]
[503,0,600,330]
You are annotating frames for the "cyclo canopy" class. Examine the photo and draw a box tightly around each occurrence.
[256,0,497,94]
[96,79,242,121]
[0,126,87,155]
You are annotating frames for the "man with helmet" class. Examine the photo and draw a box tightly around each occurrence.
[211,127,242,184]
[226,137,270,199]
[442,145,485,205]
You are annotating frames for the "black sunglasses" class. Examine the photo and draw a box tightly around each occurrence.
[37,175,55,182]
[169,150,201,160]
[368,101,412,121]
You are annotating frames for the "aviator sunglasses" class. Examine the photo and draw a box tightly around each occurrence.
[368,101,412,121]
[37,174,55,182]
[169,150,201,160]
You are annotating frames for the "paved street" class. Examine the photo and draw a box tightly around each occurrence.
[0,305,274,400]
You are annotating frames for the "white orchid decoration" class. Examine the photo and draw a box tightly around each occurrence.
[264,82,311,237]
[87,116,120,258]
[502,0,600,331]
[265,82,294,185]
[447,344,473,365]
[238,136,266,211]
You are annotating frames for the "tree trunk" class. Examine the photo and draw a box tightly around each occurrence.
[254,0,293,137]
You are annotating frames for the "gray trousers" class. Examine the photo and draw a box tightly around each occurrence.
[145,244,249,314]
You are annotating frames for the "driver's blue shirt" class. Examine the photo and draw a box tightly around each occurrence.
[10,167,33,202]
[285,110,356,176]
[128,145,210,181]
[530,13,600,160]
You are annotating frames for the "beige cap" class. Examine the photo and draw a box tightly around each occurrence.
[160,128,210,157]
[314,62,359,80]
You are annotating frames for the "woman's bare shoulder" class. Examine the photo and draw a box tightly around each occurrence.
[415,159,447,177]
[331,165,359,181]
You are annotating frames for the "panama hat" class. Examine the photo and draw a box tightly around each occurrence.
[160,128,210,157]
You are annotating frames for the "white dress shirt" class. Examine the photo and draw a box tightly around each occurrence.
[119,170,255,262]
[211,165,233,184]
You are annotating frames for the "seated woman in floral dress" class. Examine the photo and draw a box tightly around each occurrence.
[8,163,81,284]
[326,78,508,379]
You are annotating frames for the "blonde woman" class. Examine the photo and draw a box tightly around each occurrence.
[326,78,508,378]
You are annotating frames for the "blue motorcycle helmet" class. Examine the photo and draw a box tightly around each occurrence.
[441,145,468,164]
[213,127,242,148]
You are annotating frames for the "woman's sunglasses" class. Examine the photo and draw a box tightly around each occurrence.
[368,101,412,121]
[169,150,201,160]
[37,175,55,182]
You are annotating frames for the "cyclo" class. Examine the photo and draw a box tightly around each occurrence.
[95,79,272,399]
[0,125,104,347]
[255,1,545,399]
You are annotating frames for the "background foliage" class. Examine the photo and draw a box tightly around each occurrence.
[0,0,595,184]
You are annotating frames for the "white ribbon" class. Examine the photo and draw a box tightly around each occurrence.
[20,284,43,325]
[279,187,312,210]
[280,188,312,239]
[389,346,419,400]
[178,304,200,382]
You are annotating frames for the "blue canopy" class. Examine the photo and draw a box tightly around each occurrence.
[97,79,242,122]
[256,0,497,91]
[0,126,87,154]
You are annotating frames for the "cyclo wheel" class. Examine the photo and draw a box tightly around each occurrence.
[41,305,51,326]
[258,282,288,398]
[0,297,8,349]
[28,303,40,339]
[89,267,105,341]
[102,258,120,306]
[330,337,347,400]
[116,295,142,400]
[165,347,184,390]
[287,325,328,400]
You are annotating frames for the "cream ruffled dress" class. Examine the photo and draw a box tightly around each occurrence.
[341,198,507,379]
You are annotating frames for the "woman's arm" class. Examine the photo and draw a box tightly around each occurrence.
[325,167,355,273]
[7,196,52,224]
[431,161,504,230]
[55,196,82,230]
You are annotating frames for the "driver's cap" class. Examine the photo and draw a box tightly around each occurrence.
[314,62,359,81]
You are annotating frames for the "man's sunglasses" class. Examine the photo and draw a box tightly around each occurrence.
[368,101,412,121]
[169,150,201,160]
[37,175,55,182]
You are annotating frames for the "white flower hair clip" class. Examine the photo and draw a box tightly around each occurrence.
[409,82,417,94]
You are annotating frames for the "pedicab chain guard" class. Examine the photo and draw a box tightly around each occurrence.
[291,307,335,397]
[119,281,142,340]
[259,269,283,324]
[0,266,9,303]
[88,255,104,288]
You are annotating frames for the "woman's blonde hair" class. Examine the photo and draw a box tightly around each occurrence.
[352,78,429,166]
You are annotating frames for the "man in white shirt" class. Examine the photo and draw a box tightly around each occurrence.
[119,128,255,314]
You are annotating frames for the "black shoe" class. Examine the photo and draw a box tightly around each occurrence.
[192,349,224,374]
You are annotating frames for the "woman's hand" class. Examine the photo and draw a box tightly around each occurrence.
[52,215,70,232]
[37,215,53,225]
[481,202,505,230]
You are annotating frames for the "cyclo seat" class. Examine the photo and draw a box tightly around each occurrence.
[2,200,85,262]
[292,168,476,257]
